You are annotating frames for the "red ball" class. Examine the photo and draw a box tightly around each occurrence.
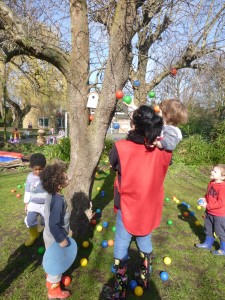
[89,115,94,121]
[115,90,124,99]
[90,219,97,225]
[183,212,189,217]
[61,276,71,286]
[16,193,21,198]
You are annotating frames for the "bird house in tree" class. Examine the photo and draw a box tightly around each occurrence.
[87,91,99,108]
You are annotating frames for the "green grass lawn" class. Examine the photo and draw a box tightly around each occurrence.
[0,162,225,300]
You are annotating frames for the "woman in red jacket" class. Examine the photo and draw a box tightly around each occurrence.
[109,105,172,300]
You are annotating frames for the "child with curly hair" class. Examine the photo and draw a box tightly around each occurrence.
[24,153,48,246]
[40,162,71,299]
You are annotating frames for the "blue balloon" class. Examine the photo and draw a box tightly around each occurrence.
[129,280,138,290]
[160,271,169,281]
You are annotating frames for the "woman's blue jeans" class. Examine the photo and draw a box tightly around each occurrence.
[114,209,152,260]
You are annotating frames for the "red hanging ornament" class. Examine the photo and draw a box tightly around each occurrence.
[170,68,177,77]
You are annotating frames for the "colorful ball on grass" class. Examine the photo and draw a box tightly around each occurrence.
[90,219,97,225]
[165,197,170,202]
[115,90,124,99]
[101,240,108,248]
[134,286,144,296]
[97,225,103,232]
[102,221,108,228]
[129,279,138,290]
[61,276,71,286]
[37,246,45,255]
[97,187,101,191]
[108,239,114,247]
[148,91,155,98]
[160,271,169,281]
[11,189,16,193]
[17,184,22,188]
[96,208,101,213]
[16,193,21,198]
[123,95,132,105]
[189,211,195,217]
[82,241,89,248]
[112,226,116,232]
[111,264,116,274]
[163,257,171,265]
[101,191,106,197]
[197,205,202,210]
[183,212,189,217]
[167,220,173,225]
[80,258,88,266]
[195,220,201,226]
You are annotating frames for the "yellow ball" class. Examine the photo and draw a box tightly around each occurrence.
[80,258,88,266]
[197,205,202,210]
[97,187,101,190]
[82,241,89,248]
[195,221,201,226]
[96,225,103,232]
[163,256,172,265]
[134,286,143,296]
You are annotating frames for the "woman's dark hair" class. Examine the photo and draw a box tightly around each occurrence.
[30,153,46,168]
[132,105,163,145]
[40,162,67,194]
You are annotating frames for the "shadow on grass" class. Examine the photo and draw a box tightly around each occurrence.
[0,236,44,294]
[176,203,220,249]
[98,248,162,300]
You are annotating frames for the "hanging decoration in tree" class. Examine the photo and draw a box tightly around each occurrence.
[122,95,132,104]
[89,115,94,121]
[133,80,140,87]
[115,90,124,99]
[113,123,120,129]
[148,91,155,98]
[170,68,177,77]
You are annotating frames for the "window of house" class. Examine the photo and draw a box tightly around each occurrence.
[38,117,49,128]
[56,117,64,128]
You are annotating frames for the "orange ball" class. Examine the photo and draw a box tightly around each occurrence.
[108,239,114,247]
[11,189,16,193]
[89,115,94,121]
[61,276,71,286]
[16,193,21,198]
[154,105,160,113]
[183,212,189,217]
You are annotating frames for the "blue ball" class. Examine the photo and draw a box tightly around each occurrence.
[111,264,116,274]
[129,279,138,290]
[102,221,108,228]
[160,271,169,281]
[101,191,105,197]
[189,211,195,216]
[96,208,101,213]
[101,240,108,248]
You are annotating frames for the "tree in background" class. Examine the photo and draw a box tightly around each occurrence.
[0,0,225,237]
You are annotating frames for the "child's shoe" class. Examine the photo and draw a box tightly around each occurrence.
[195,235,214,250]
[47,282,70,299]
[24,226,40,246]
[212,249,225,256]
[113,259,128,300]
[135,251,153,290]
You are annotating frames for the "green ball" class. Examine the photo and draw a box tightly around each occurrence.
[165,197,170,202]
[148,91,155,98]
[38,246,45,255]
[112,226,116,232]
[17,184,22,188]
[167,220,173,225]
[123,95,132,104]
